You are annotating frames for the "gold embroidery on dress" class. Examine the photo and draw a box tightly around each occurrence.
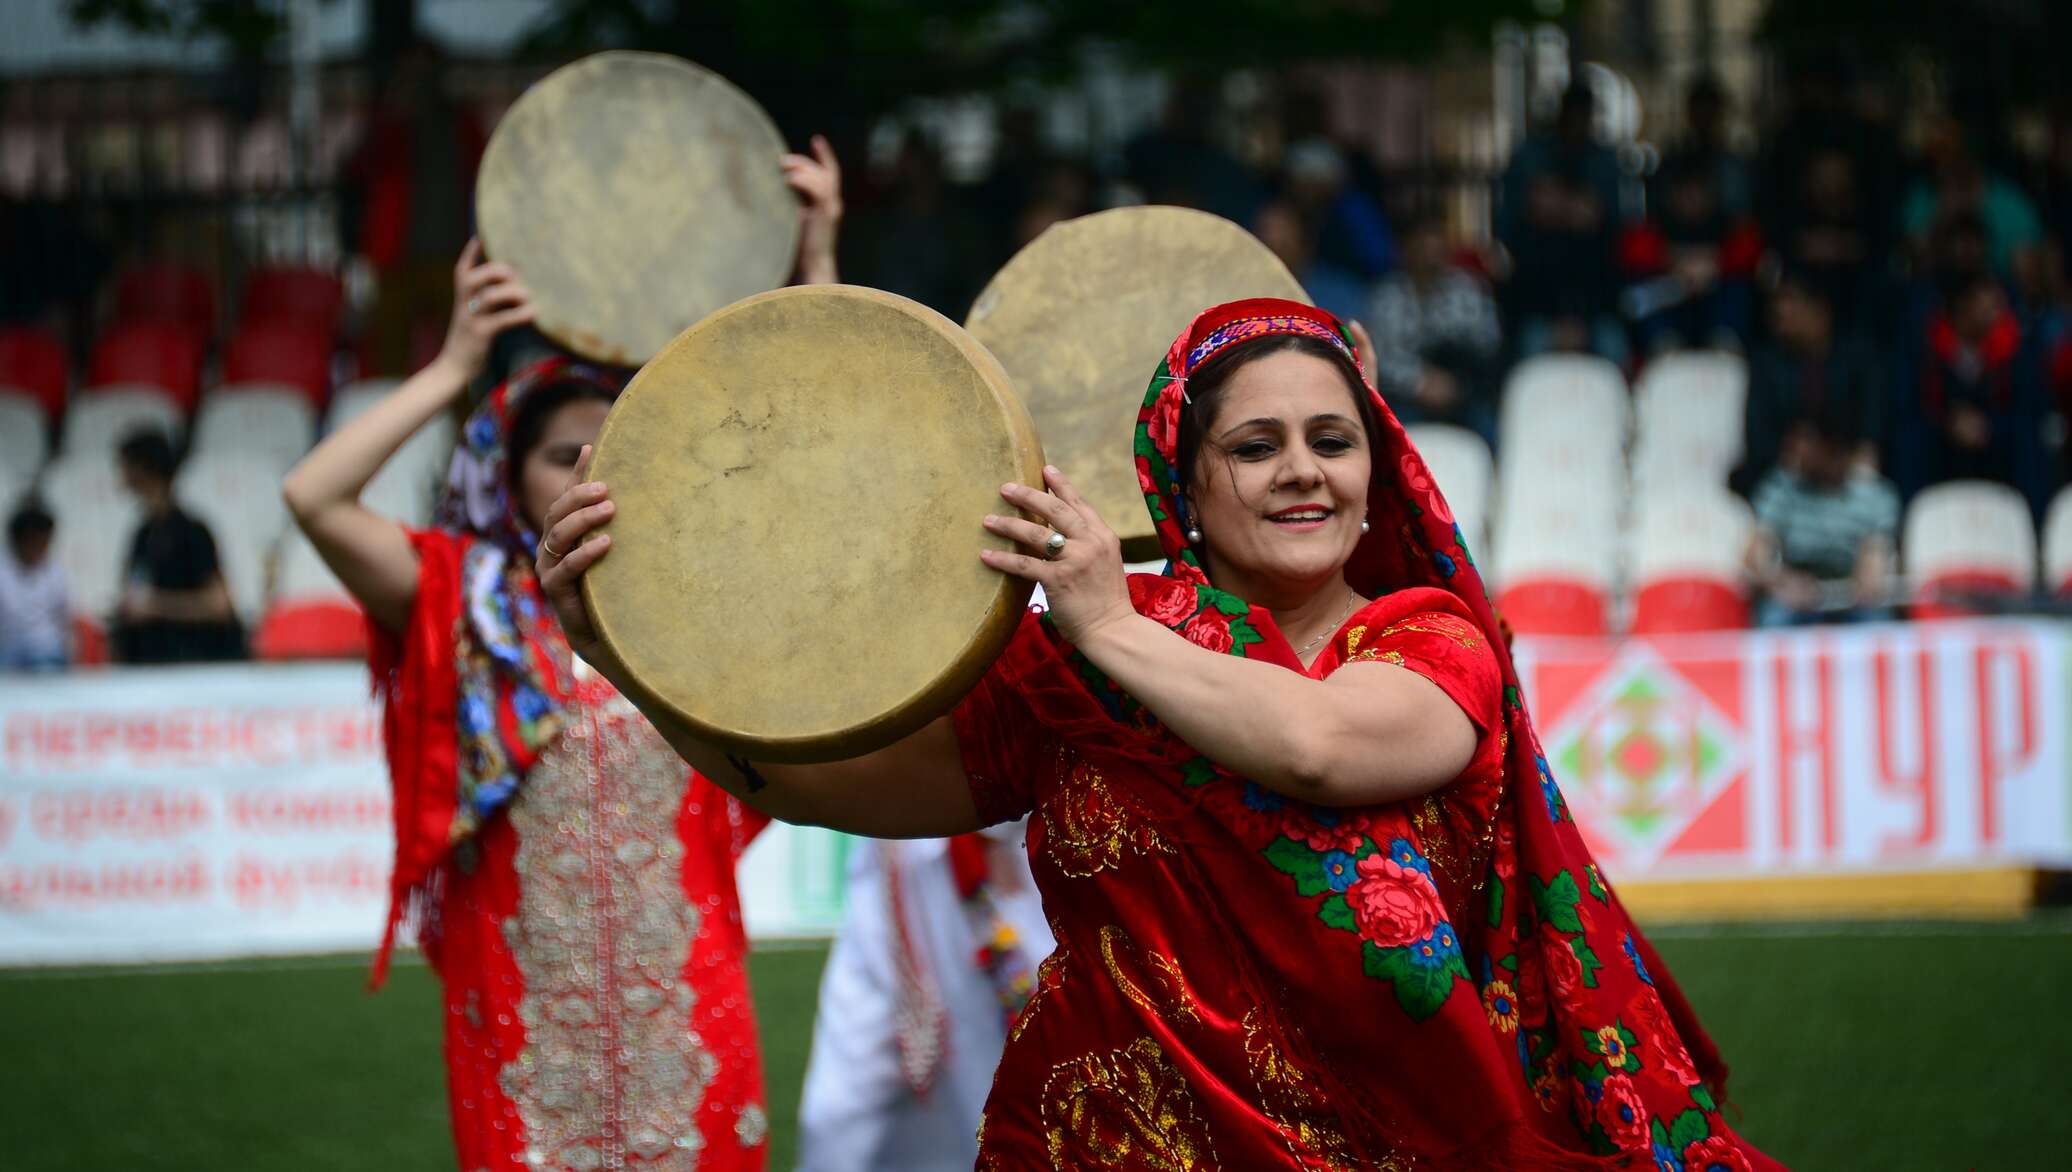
[1375,615,1483,649]
[1410,796,1466,889]
[1099,925,1201,1025]
[1343,648,1407,668]
[1040,1037,1220,1171]
[1344,625,1367,654]
[500,707,714,1169]
[1043,746,1172,877]
[1242,1009,1412,1171]
[1009,932,1069,1045]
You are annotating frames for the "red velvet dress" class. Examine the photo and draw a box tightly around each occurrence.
[375,528,771,1171]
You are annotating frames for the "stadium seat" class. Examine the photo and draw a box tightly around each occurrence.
[328,381,454,527]
[1,391,50,478]
[0,461,28,514]
[87,322,206,408]
[1632,351,1747,490]
[71,614,110,667]
[2044,487,2072,596]
[62,386,184,458]
[255,529,366,660]
[190,384,317,472]
[174,451,292,623]
[223,321,333,406]
[1405,423,1493,553]
[240,266,344,332]
[1628,488,1754,633]
[62,385,183,458]
[1498,354,1630,448]
[40,454,143,620]
[326,377,401,429]
[114,263,217,338]
[1903,481,2038,618]
[1490,478,1619,637]
[0,326,70,416]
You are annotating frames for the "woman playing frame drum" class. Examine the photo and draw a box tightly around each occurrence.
[539,300,1780,1169]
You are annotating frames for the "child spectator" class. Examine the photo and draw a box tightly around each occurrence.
[1746,405,1902,627]
[0,500,69,671]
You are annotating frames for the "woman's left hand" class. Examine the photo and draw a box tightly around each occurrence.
[981,466,1136,647]
[782,134,843,286]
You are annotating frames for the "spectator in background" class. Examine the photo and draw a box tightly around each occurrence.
[1894,272,2052,517]
[1624,148,1763,353]
[0,501,68,671]
[1122,78,1263,226]
[1255,199,1370,327]
[1733,270,1882,497]
[1768,146,1883,339]
[343,37,485,376]
[1660,76,1753,220]
[847,136,989,318]
[1901,132,2046,295]
[1365,213,1502,445]
[1746,403,1901,628]
[1497,84,1628,364]
[110,430,244,664]
[1280,136,1395,283]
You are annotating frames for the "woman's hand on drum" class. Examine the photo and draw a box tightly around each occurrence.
[982,466,1136,647]
[782,135,843,286]
[438,238,536,381]
[535,444,616,663]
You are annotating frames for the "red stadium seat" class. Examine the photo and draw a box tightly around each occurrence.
[1912,570,2026,621]
[240,266,343,331]
[1631,576,1749,634]
[224,321,333,406]
[254,600,367,660]
[114,264,217,337]
[1497,578,1609,637]
[0,326,70,415]
[87,322,206,408]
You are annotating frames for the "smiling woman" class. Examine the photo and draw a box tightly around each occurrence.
[535,298,1781,1169]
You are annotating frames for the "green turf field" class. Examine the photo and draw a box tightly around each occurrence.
[4,919,2069,1170]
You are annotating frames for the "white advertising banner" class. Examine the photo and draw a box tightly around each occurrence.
[3,619,2067,966]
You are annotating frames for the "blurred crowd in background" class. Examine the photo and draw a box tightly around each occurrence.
[8,7,2072,669]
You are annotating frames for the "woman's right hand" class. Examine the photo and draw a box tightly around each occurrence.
[536,444,616,662]
[437,238,535,382]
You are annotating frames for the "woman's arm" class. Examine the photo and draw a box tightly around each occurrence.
[983,469,1478,808]
[782,135,843,286]
[280,240,532,633]
[537,449,983,838]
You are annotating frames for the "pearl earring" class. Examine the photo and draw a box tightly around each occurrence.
[1359,517,1371,534]
[1186,526,1203,544]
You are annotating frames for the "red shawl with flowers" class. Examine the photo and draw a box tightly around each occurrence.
[951,299,1780,1169]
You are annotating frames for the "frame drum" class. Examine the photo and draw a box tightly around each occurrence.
[476,51,799,366]
[965,206,1309,552]
[582,285,1043,763]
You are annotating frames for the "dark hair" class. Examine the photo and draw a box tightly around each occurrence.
[1173,332,1385,514]
[503,379,618,496]
[1793,398,1863,449]
[8,499,54,546]
[116,428,177,481]
[1772,266,1832,310]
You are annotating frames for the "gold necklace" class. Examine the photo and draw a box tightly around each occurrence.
[1295,587,1359,659]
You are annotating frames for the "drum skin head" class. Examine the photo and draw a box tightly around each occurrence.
[583,285,1042,762]
[476,51,799,366]
[965,206,1309,549]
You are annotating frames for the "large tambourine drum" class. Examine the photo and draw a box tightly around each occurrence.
[582,285,1043,763]
[475,51,799,366]
[965,206,1309,554]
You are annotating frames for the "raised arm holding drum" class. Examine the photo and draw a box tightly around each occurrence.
[535,288,1780,1166]
[282,74,844,1168]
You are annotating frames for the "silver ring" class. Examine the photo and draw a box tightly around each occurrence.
[467,296,482,315]
[1043,531,1067,560]
[540,539,564,560]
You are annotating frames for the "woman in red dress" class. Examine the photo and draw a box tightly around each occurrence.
[283,138,845,1171]
[539,299,1782,1169]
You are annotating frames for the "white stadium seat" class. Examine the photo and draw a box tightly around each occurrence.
[190,384,317,471]
[175,451,292,623]
[1,390,50,479]
[0,461,28,514]
[1632,351,1747,491]
[62,385,183,458]
[1903,481,2037,612]
[40,454,142,620]
[1498,354,1630,448]
[1628,487,1754,632]
[2044,487,2072,596]
[325,378,400,431]
[327,379,452,527]
[1405,423,1493,554]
